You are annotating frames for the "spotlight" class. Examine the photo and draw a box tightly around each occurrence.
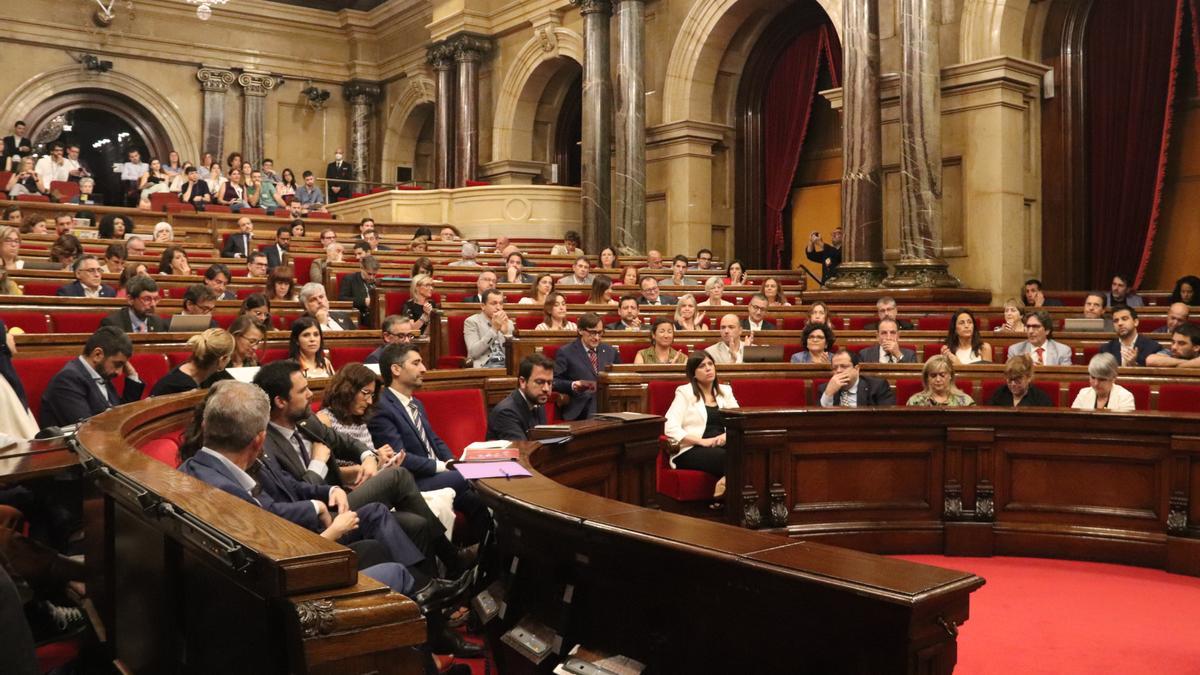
[81,54,113,73]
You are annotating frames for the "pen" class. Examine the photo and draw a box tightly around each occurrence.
[499,468,511,480]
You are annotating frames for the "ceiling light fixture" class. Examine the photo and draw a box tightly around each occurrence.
[185,0,228,21]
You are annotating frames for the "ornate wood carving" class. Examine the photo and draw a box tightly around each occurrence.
[1168,495,1189,534]
[197,67,235,92]
[741,484,763,529]
[296,599,336,638]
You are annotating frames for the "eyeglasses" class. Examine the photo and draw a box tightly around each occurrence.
[78,267,102,274]
[386,331,412,340]
[238,336,264,347]
[357,387,377,398]
[2,237,18,244]
[583,329,604,336]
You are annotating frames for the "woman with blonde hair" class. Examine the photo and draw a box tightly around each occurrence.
[674,293,708,331]
[906,355,975,407]
[401,273,438,334]
[536,292,577,331]
[0,226,24,271]
[227,314,267,368]
[698,276,733,307]
[149,328,235,395]
[993,298,1023,333]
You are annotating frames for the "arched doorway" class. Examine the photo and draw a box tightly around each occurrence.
[25,89,173,205]
[552,71,582,186]
[734,1,841,268]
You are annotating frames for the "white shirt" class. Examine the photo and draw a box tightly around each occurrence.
[35,156,69,190]
[820,378,860,407]
[746,319,767,331]
[320,316,344,332]
[121,161,148,181]
[83,284,103,298]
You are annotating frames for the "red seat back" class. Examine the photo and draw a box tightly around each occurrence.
[328,346,374,365]
[1159,384,1200,413]
[240,207,267,215]
[780,316,807,331]
[896,379,924,405]
[50,181,80,198]
[137,432,183,467]
[128,353,171,399]
[515,314,541,331]
[916,315,950,331]
[261,348,290,364]
[13,355,72,420]
[15,194,50,202]
[50,312,105,333]
[1082,345,1101,364]
[647,380,687,416]
[617,342,647,364]
[306,211,333,219]
[922,343,943,361]
[204,204,232,213]
[150,192,177,211]
[292,255,314,286]
[415,388,486,458]
[446,314,468,357]
[1,311,51,333]
[163,201,194,213]
[847,316,875,330]
[540,344,562,361]
[21,281,62,297]
[730,378,807,407]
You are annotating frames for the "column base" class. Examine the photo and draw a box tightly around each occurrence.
[824,262,889,289]
[883,259,962,289]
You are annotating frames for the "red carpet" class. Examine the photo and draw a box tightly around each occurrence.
[897,555,1200,675]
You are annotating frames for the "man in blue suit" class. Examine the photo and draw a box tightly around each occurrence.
[56,255,116,298]
[368,343,490,538]
[39,326,144,430]
[1100,305,1165,367]
[180,381,470,608]
[552,312,621,420]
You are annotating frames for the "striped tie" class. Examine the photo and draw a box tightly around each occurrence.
[408,401,434,456]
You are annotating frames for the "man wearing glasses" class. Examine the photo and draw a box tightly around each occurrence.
[57,255,115,298]
[365,315,416,364]
[552,313,621,420]
[1006,309,1073,366]
[222,217,255,258]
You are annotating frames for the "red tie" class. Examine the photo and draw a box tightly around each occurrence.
[588,349,599,373]
[1035,347,1044,365]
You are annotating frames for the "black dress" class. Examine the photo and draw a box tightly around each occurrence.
[702,405,725,439]
[987,385,1054,408]
[149,366,200,397]
[401,298,438,334]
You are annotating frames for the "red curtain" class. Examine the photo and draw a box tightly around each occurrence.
[762,24,839,269]
[1086,0,1193,288]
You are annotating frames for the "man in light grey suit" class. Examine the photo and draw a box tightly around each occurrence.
[1006,309,1073,365]
[464,288,514,368]
[857,318,917,364]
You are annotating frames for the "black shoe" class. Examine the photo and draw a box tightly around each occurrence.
[413,568,473,609]
[429,626,485,659]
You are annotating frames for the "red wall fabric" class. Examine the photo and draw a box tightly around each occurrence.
[1085,0,1184,288]
[762,24,838,269]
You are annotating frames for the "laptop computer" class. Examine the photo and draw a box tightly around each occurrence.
[168,314,215,332]
[1062,318,1107,332]
[742,345,785,363]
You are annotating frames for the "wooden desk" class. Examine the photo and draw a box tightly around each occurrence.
[476,418,982,674]
[0,436,76,481]
[722,407,1200,578]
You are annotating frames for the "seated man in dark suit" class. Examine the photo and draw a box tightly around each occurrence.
[261,225,292,270]
[637,276,677,306]
[366,315,416,364]
[858,318,917,364]
[863,296,914,331]
[180,283,219,329]
[203,263,238,301]
[221,216,255,259]
[368,344,491,537]
[337,255,378,328]
[1100,305,1165,367]
[552,313,621,420]
[56,255,115,298]
[38,326,144,429]
[818,350,895,407]
[1023,278,1063,307]
[253,361,478,587]
[100,275,169,333]
[487,354,552,441]
[741,293,776,331]
[607,295,646,331]
[179,381,468,609]
[299,282,356,331]
[462,270,498,305]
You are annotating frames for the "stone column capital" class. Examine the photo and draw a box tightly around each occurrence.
[571,0,613,16]
[237,71,280,97]
[197,67,236,92]
[427,41,456,70]
[343,80,382,104]
[445,33,492,63]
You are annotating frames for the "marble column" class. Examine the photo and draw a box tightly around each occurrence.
[344,81,382,194]
[197,67,235,161]
[573,0,614,254]
[885,0,960,288]
[427,43,456,189]
[614,0,646,256]
[448,34,491,188]
[826,0,888,289]
[237,71,278,170]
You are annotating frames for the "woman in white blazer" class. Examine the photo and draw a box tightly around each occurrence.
[1071,353,1135,412]
[664,352,740,476]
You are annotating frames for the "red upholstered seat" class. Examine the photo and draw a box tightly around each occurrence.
[896,379,925,405]
[204,204,232,213]
[562,292,587,304]
[240,207,267,215]
[351,192,369,199]
[917,315,950,331]
[415,388,486,458]
[235,287,259,299]
[647,379,717,503]
[166,351,191,367]
[730,378,808,407]
[15,194,49,202]
[782,343,805,362]
[436,356,468,369]
[0,172,11,189]
[127,353,170,399]
[260,348,290,364]
[50,181,80,198]
[150,192,177,211]
[329,346,374,365]
[396,185,425,191]
[847,316,875,330]
[1082,345,1101,364]
[515,314,541,331]
[212,313,238,329]
[13,355,72,420]
[446,314,468,358]
[780,316,807,330]
[1138,318,1167,333]
[306,211,333,219]
[0,311,51,333]
[21,281,62,296]
[540,344,562,361]
[1158,384,1200,412]
[138,436,182,467]
[617,342,646,364]
[922,343,942,361]
[1066,381,1150,410]
[49,312,105,333]
[163,201,194,213]
[292,255,314,286]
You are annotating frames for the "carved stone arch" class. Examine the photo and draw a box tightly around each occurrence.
[660,0,842,125]
[0,66,199,163]
[960,0,1034,62]
[382,76,437,185]
[492,25,584,163]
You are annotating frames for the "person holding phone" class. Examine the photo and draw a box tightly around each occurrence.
[805,227,843,284]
